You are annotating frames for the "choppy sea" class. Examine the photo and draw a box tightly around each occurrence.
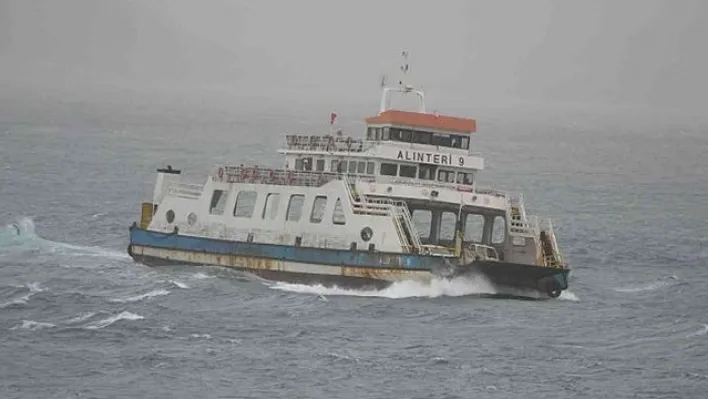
[1,92,707,398]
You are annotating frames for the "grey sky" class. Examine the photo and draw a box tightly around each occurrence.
[1,0,706,114]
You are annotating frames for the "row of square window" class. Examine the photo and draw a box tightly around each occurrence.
[367,127,471,150]
[295,158,474,185]
[209,190,346,225]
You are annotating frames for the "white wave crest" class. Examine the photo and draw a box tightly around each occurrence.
[109,289,170,303]
[0,282,45,308]
[170,280,189,289]
[11,320,56,331]
[67,312,97,323]
[559,291,580,301]
[1,217,128,259]
[270,275,497,299]
[84,311,144,330]
[614,276,678,293]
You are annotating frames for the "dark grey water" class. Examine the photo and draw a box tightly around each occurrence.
[1,93,707,398]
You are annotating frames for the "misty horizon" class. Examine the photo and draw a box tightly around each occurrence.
[1,0,706,118]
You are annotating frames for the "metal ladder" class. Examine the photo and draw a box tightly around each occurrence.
[341,176,422,253]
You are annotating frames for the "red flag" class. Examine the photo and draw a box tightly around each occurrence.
[330,112,337,125]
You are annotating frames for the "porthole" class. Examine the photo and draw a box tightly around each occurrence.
[187,212,197,226]
[165,210,175,224]
[360,226,373,242]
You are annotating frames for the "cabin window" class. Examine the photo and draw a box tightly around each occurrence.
[457,172,474,185]
[438,170,456,183]
[262,193,280,220]
[294,158,303,171]
[439,212,457,242]
[316,159,325,172]
[492,216,505,244]
[233,191,257,218]
[380,163,398,176]
[302,157,313,171]
[286,194,305,222]
[366,161,375,175]
[450,135,463,148]
[419,164,436,180]
[382,127,390,140]
[465,214,484,242]
[375,128,382,140]
[347,161,357,174]
[357,161,366,174]
[399,165,417,178]
[411,209,431,241]
[330,160,339,173]
[332,197,346,225]
[367,127,374,140]
[390,128,401,141]
[209,190,227,215]
[310,196,327,223]
[461,136,470,150]
[400,129,412,142]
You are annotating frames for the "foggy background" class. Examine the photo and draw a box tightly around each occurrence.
[1,0,706,121]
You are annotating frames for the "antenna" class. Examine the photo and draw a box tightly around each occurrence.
[378,51,426,113]
[398,50,411,89]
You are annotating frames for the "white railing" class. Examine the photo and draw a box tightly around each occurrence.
[545,219,565,267]
[212,165,339,187]
[168,182,203,199]
[284,135,374,153]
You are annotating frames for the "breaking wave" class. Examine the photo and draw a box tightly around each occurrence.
[0,217,128,259]
[108,289,170,303]
[11,320,56,331]
[0,282,45,309]
[270,275,497,299]
[84,311,144,330]
[614,276,679,293]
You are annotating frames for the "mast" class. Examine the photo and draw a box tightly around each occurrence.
[379,51,426,113]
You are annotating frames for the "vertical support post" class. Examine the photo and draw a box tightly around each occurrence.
[482,214,495,245]
[430,210,442,245]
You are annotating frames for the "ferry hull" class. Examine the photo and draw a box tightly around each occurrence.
[452,261,570,298]
[128,226,569,299]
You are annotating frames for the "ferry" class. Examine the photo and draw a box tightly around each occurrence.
[127,53,571,299]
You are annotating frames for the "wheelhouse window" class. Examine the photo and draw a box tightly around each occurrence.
[316,159,325,172]
[330,160,339,173]
[413,131,432,144]
[347,160,357,174]
[382,127,390,140]
[295,157,313,171]
[209,189,227,215]
[380,163,398,176]
[233,191,257,218]
[366,161,375,175]
[399,165,417,178]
